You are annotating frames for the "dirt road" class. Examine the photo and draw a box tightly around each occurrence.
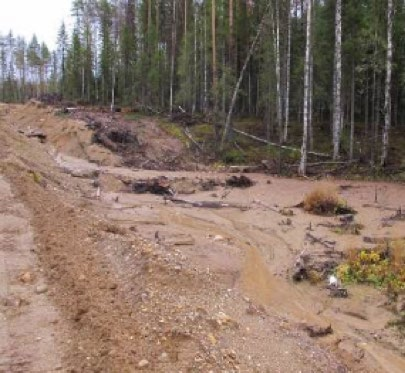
[1,102,405,372]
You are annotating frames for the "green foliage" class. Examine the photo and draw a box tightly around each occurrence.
[336,249,405,292]
[221,148,246,164]
[159,121,188,144]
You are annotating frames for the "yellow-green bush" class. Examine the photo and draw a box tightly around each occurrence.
[336,248,405,292]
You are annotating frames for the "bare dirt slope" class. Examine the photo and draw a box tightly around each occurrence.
[0,102,404,372]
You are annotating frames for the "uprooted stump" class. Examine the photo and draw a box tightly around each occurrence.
[226,175,254,188]
[292,246,344,282]
[92,127,139,152]
[131,176,175,196]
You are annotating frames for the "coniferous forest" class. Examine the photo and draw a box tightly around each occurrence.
[1,0,405,174]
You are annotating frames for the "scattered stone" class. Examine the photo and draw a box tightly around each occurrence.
[213,235,225,242]
[338,339,365,362]
[209,312,239,329]
[246,303,267,317]
[207,333,217,345]
[35,284,48,294]
[158,352,169,362]
[19,271,34,284]
[138,359,149,368]
[109,283,118,290]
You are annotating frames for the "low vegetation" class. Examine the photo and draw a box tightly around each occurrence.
[303,184,355,216]
[336,243,405,293]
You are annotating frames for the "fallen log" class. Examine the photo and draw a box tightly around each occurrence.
[165,196,247,210]
[231,128,330,158]
[25,129,47,142]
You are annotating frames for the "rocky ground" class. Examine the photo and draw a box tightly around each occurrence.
[0,102,404,372]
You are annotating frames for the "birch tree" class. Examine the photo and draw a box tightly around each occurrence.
[381,0,394,167]
[298,0,312,176]
[332,0,342,160]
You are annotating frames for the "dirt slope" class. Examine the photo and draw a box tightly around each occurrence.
[0,103,404,372]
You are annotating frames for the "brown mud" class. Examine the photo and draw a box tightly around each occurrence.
[0,102,404,372]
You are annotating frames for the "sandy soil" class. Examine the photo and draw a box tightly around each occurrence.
[0,102,404,372]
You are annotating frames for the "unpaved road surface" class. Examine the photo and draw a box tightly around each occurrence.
[1,102,405,372]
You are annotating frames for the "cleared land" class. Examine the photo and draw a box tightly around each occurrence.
[0,102,404,372]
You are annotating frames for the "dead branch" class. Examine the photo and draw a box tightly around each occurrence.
[305,232,336,250]
[183,127,203,152]
[164,196,247,210]
[231,128,330,158]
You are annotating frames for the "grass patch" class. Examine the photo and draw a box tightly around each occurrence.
[159,121,188,144]
[124,113,145,121]
[303,184,355,216]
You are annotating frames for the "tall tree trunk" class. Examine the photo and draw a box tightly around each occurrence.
[309,48,314,151]
[350,62,355,161]
[381,0,394,166]
[332,0,342,160]
[283,0,293,142]
[298,0,312,176]
[170,0,177,116]
[212,0,219,138]
[275,0,283,172]
[203,2,208,113]
[193,3,197,113]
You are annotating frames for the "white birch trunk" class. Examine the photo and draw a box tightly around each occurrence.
[169,0,177,116]
[298,0,312,176]
[275,0,282,144]
[332,0,342,160]
[381,0,394,166]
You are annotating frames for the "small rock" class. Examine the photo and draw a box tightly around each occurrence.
[138,359,149,368]
[35,284,48,294]
[158,352,169,362]
[213,235,225,242]
[338,339,365,362]
[396,295,405,314]
[210,311,239,329]
[207,333,217,345]
[109,283,118,290]
[78,274,86,281]
[19,271,34,284]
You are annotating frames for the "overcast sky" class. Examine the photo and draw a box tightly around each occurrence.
[0,0,73,49]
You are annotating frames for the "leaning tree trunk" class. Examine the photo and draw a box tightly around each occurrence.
[298,0,312,176]
[220,3,271,150]
[332,0,342,160]
[381,0,394,167]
